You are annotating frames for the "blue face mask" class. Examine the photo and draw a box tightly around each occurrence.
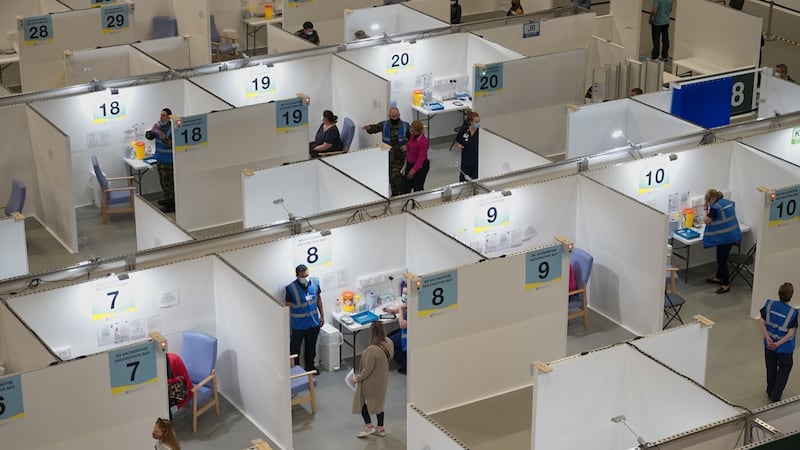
[473,122,481,129]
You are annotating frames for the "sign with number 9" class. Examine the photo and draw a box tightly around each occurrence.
[525,244,562,290]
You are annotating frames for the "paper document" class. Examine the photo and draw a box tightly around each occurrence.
[345,368,356,391]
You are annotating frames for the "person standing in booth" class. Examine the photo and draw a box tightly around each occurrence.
[759,283,797,402]
[152,417,181,450]
[350,321,394,438]
[146,108,174,213]
[399,120,430,194]
[702,188,741,294]
[455,111,480,182]
[650,0,673,61]
[384,291,408,374]
[363,107,410,196]
[285,264,325,374]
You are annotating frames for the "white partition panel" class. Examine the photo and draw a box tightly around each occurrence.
[212,257,292,450]
[0,302,55,374]
[344,4,447,42]
[532,344,743,449]
[64,45,168,87]
[634,89,673,113]
[758,75,800,118]
[410,246,568,414]
[0,2,44,53]
[320,147,390,197]
[282,0,376,33]
[407,405,467,450]
[0,344,166,450]
[25,106,77,253]
[331,56,390,150]
[479,128,551,178]
[631,321,710,384]
[172,0,211,66]
[405,0,450,23]
[478,13,596,57]
[753,402,800,441]
[132,36,193,70]
[477,50,586,158]
[134,196,194,251]
[0,216,28,279]
[743,127,800,168]
[577,176,666,335]
[267,23,317,55]
[673,0,761,73]
[7,257,217,358]
[242,159,384,228]
[19,9,137,92]
[610,0,642,60]
[174,103,309,231]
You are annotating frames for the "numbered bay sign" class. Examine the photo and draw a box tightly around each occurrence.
[730,71,755,116]
[522,20,540,38]
[108,342,157,395]
[93,277,134,321]
[294,233,332,269]
[386,44,414,75]
[93,98,126,124]
[474,194,509,233]
[474,63,503,97]
[175,114,208,152]
[101,4,130,34]
[638,165,670,194]
[23,15,54,45]
[769,186,800,227]
[276,97,308,133]
[791,127,800,145]
[525,244,562,290]
[288,0,313,6]
[91,0,117,6]
[418,270,458,317]
[245,65,276,99]
[0,375,25,421]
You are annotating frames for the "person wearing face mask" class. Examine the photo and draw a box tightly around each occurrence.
[309,110,344,157]
[152,417,181,450]
[295,21,320,45]
[285,264,325,373]
[774,64,794,83]
[399,120,429,194]
[363,107,411,196]
[146,108,175,213]
[455,111,480,182]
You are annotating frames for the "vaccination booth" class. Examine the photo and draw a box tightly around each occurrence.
[133,196,194,251]
[241,158,386,229]
[4,253,294,449]
[63,44,169,88]
[338,32,524,139]
[565,97,704,159]
[412,173,668,336]
[756,74,800,119]
[27,78,232,252]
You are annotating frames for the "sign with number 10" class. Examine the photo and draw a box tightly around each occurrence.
[418,270,458,317]
[525,244,562,290]
[294,233,332,269]
[638,166,670,194]
[769,186,800,227]
[108,342,158,395]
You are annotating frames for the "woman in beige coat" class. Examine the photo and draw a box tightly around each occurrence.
[351,321,394,438]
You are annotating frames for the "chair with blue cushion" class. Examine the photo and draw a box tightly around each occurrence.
[1,178,26,216]
[568,247,593,329]
[210,15,239,62]
[290,354,317,413]
[181,331,220,432]
[92,156,136,224]
[152,16,178,39]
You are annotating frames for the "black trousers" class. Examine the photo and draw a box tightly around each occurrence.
[399,159,430,195]
[290,326,320,370]
[765,347,793,401]
[651,24,670,60]
[715,243,733,285]
[157,162,174,204]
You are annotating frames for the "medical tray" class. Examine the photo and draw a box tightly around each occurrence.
[427,102,444,111]
[350,311,379,325]
[674,228,701,239]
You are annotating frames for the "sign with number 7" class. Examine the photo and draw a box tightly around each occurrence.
[108,342,158,395]
[93,279,134,321]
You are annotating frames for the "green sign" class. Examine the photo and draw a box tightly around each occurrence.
[525,245,562,290]
[791,127,800,145]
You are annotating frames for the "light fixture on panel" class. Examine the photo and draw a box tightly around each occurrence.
[370,23,380,31]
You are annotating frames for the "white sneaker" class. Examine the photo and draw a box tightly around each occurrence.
[374,428,387,437]
[357,427,375,438]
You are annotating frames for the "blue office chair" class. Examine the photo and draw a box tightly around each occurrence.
[152,16,178,40]
[210,15,239,62]
[290,354,317,413]
[92,155,136,224]
[340,117,355,151]
[568,247,593,329]
[1,178,26,216]
[181,331,220,432]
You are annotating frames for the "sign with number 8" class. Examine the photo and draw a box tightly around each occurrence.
[418,270,458,317]
[294,233,332,268]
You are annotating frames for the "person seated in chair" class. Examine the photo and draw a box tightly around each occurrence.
[167,352,193,410]
[309,110,344,158]
[295,21,320,45]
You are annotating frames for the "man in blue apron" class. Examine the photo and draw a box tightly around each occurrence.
[363,107,410,196]
[759,283,797,402]
[285,264,325,373]
[146,108,174,213]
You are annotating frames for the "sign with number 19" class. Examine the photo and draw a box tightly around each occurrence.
[276,98,308,133]
[418,270,458,317]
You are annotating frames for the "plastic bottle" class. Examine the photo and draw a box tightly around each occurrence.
[335,298,341,313]
[355,295,362,312]
[399,280,407,297]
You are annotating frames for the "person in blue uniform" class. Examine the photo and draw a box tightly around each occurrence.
[759,283,797,402]
[285,264,325,373]
[455,111,480,182]
[702,189,741,294]
[146,108,174,213]
[363,107,410,196]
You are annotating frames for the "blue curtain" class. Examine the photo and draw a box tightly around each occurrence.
[670,77,732,128]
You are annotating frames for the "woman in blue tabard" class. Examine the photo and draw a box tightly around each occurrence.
[703,188,741,294]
